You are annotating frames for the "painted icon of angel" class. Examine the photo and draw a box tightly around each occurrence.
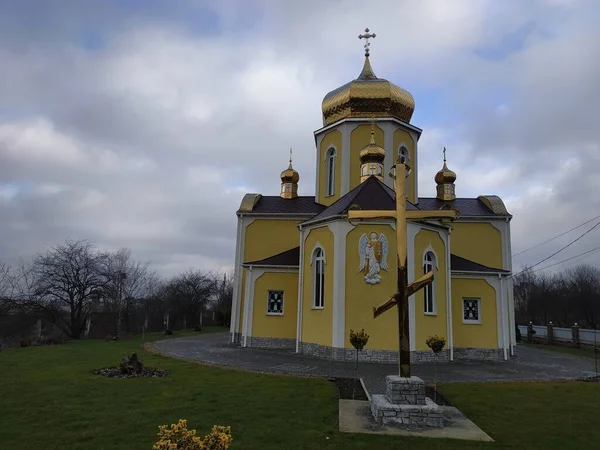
[358,232,389,285]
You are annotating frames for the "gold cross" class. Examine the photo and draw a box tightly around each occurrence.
[347,158,458,377]
[358,27,376,57]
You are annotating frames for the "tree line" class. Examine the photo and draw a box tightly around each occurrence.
[514,264,600,329]
[0,239,233,339]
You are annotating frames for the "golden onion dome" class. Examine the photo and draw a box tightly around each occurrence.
[359,126,385,163]
[321,56,415,126]
[280,151,299,184]
[435,160,457,185]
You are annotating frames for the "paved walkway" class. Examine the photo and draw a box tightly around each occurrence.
[151,331,597,395]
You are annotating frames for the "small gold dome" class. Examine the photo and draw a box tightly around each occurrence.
[321,56,415,126]
[280,162,299,184]
[435,161,456,185]
[359,126,385,163]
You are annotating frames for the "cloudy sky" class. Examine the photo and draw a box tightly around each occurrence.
[1,0,599,277]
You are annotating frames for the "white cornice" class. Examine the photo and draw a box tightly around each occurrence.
[313,117,423,143]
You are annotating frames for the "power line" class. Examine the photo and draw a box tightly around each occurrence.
[511,219,600,278]
[532,246,600,273]
[513,214,600,257]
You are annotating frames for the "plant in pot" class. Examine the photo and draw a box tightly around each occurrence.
[349,328,370,400]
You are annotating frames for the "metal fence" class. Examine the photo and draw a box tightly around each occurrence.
[519,324,599,346]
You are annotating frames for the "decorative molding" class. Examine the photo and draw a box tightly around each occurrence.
[230,216,255,340]
[328,221,355,348]
[242,268,266,347]
[309,241,325,265]
[380,121,395,189]
[444,231,453,360]
[296,228,309,352]
[315,133,325,199]
[422,244,439,270]
[483,276,503,350]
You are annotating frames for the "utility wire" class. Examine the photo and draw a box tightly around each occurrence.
[532,246,600,273]
[513,214,600,257]
[511,219,600,278]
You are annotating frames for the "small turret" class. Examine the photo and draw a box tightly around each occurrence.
[280,148,299,199]
[359,121,385,183]
[435,147,457,201]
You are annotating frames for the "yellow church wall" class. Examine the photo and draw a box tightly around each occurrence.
[413,228,447,351]
[318,129,342,206]
[452,278,498,349]
[350,124,384,190]
[452,222,503,269]
[393,128,416,204]
[344,223,398,350]
[252,271,298,339]
[244,219,301,262]
[301,226,334,346]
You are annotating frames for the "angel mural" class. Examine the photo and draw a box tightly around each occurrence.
[358,231,389,285]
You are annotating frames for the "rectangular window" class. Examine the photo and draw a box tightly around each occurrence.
[267,290,284,315]
[463,298,481,324]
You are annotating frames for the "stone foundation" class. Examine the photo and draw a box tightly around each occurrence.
[299,342,453,363]
[371,376,444,428]
[245,336,295,350]
[453,347,504,360]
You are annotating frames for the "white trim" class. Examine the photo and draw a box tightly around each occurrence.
[311,246,326,308]
[461,297,482,325]
[315,134,325,200]
[505,219,516,354]
[309,241,325,265]
[484,276,503,349]
[407,129,419,202]
[266,289,285,316]
[397,142,411,199]
[231,216,255,340]
[314,116,423,138]
[422,248,437,315]
[500,275,508,360]
[328,221,355,348]
[407,222,419,351]
[325,147,337,197]
[296,229,308,352]
[230,216,243,340]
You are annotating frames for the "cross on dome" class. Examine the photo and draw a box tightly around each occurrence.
[358,27,376,57]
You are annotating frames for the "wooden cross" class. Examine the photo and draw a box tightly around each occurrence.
[347,158,458,377]
[358,28,376,57]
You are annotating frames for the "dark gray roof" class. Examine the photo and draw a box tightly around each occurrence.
[241,196,325,216]
[304,176,418,224]
[418,198,499,217]
[244,247,300,267]
[451,254,509,273]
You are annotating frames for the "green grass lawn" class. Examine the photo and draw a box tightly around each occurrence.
[1,330,599,450]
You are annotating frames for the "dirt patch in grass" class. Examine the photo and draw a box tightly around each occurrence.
[333,377,369,401]
[93,367,170,378]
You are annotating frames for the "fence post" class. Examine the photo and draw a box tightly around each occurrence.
[572,323,580,348]
[527,321,534,343]
[547,321,554,345]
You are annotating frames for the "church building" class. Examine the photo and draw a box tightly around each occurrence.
[229,32,516,362]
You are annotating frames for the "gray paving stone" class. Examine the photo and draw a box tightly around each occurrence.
[152,331,597,396]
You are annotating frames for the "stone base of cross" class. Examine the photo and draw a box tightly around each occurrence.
[348,158,458,377]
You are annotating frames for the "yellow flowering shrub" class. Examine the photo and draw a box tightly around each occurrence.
[153,419,232,450]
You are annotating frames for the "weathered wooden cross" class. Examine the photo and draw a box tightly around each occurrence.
[347,157,458,377]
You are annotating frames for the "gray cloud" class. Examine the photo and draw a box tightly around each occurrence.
[1,0,599,277]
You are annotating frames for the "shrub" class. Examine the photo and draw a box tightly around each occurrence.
[164,329,173,336]
[194,326,202,332]
[349,329,370,351]
[153,419,232,450]
[425,335,446,354]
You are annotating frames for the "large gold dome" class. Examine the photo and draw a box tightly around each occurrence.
[321,57,415,126]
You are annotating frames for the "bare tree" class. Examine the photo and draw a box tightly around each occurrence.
[25,240,109,339]
[565,265,600,328]
[165,269,216,329]
[99,248,152,335]
[214,271,234,326]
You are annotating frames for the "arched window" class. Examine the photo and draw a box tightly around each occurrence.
[423,251,436,314]
[325,148,336,196]
[398,145,410,163]
[313,248,325,308]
